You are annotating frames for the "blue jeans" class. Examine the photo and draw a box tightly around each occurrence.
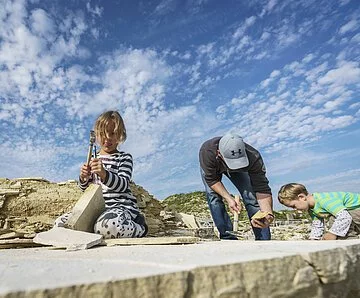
[201,169,271,240]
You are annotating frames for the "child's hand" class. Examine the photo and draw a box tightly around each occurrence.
[79,164,91,182]
[322,232,337,240]
[90,158,106,181]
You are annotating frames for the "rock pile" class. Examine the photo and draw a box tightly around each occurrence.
[0,177,169,238]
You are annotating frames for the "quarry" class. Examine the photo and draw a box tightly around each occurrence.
[0,177,359,297]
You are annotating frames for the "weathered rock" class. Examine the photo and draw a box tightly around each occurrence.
[105,236,200,246]
[0,178,168,237]
[64,184,105,233]
[33,227,103,250]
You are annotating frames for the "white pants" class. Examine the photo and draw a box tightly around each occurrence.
[54,207,147,239]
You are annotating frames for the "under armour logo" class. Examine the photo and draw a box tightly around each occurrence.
[231,149,242,156]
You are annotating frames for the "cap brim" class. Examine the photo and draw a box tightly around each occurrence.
[223,156,249,170]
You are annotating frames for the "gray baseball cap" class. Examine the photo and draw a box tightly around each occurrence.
[219,133,249,169]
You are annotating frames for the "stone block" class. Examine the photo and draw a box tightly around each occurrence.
[65,184,105,233]
[33,227,103,250]
[178,213,198,229]
[105,236,199,246]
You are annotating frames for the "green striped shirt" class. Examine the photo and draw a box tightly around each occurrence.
[310,192,360,220]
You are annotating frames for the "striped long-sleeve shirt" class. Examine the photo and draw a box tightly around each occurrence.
[310,192,360,217]
[79,151,140,218]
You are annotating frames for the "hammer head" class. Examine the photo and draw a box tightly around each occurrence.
[89,130,96,145]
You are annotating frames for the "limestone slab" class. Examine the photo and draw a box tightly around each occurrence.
[33,227,103,250]
[0,189,20,195]
[0,231,24,239]
[105,236,199,246]
[1,240,360,297]
[178,213,198,228]
[0,238,41,249]
[65,184,105,233]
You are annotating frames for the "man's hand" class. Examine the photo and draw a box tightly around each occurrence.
[225,197,241,213]
[322,232,337,240]
[210,182,241,213]
[251,213,274,228]
[233,195,242,213]
[90,158,106,181]
[251,192,274,228]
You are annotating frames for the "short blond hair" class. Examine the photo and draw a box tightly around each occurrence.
[278,183,308,203]
[94,111,126,144]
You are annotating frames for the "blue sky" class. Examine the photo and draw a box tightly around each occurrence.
[1,0,359,210]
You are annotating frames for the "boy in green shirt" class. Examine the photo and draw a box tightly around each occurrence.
[278,183,360,240]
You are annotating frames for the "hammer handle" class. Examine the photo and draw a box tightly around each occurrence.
[86,144,93,166]
[233,195,240,232]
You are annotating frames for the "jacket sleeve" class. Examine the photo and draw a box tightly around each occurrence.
[199,149,221,187]
[102,153,133,192]
[78,175,93,191]
[248,153,272,194]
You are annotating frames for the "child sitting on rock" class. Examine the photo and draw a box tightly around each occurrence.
[278,183,360,240]
[55,110,147,239]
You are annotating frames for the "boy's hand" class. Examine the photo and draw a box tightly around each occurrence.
[90,158,106,181]
[79,164,91,182]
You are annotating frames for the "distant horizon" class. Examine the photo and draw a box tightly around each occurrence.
[1,0,359,211]
[0,176,339,213]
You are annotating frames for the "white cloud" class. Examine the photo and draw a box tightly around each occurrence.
[196,42,214,55]
[268,148,360,178]
[339,19,359,35]
[232,16,257,40]
[30,9,56,41]
[318,61,360,86]
[86,2,103,17]
[302,169,360,192]
[215,53,359,153]
[339,0,351,5]
[153,0,177,16]
[302,54,315,64]
[259,0,278,17]
[270,70,280,78]
[351,33,360,43]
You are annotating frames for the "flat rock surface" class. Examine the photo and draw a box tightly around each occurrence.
[33,227,103,250]
[1,239,360,296]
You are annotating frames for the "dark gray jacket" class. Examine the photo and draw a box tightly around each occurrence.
[199,137,272,194]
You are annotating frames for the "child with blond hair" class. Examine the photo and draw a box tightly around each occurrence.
[55,110,147,239]
[278,183,360,240]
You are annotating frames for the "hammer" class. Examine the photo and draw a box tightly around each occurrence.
[86,130,96,166]
[233,194,240,233]
[224,194,241,238]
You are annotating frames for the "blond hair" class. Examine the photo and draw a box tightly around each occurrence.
[278,183,308,203]
[94,111,126,144]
